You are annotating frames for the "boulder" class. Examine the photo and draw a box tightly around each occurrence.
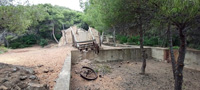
[26,83,49,90]
[20,76,27,80]
[29,75,37,80]
[0,85,8,90]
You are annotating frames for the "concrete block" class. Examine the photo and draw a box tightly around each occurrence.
[71,48,152,63]
[54,56,71,90]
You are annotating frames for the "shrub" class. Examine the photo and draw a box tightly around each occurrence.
[0,46,8,54]
[173,46,179,49]
[127,36,140,45]
[168,46,179,49]
[39,39,48,47]
[55,33,62,40]
[119,36,128,44]
[116,35,122,40]
[9,34,37,49]
[144,36,159,46]
[188,44,200,50]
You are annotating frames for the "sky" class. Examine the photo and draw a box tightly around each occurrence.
[29,0,83,11]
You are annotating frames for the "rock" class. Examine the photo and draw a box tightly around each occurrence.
[0,63,7,69]
[37,65,44,68]
[0,78,8,83]
[17,83,28,89]
[20,76,27,80]
[75,87,80,90]
[12,78,20,84]
[3,82,12,88]
[26,83,49,90]
[48,68,54,72]
[5,73,11,77]
[29,75,37,80]
[43,69,49,73]
[12,85,21,90]
[75,70,79,74]
[127,61,129,64]
[99,75,102,78]
[120,62,123,65]
[25,69,35,75]
[12,67,19,72]
[0,85,8,90]
[75,62,79,65]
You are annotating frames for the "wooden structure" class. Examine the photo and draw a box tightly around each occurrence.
[71,27,99,53]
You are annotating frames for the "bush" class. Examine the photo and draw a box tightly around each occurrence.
[173,46,179,49]
[116,35,122,40]
[116,35,128,44]
[168,46,179,49]
[0,46,8,54]
[9,34,37,49]
[116,35,169,47]
[188,44,200,50]
[55,33,62,40]
[127,36,140,45]
[39,39,48,47]
[144,36,159,46]
[119,36,128,44]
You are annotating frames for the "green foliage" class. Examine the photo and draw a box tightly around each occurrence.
[39,39,48,47]
[127,36,140,45]
[172,46,179,49]
[5,35,15,41]
[116,35,128,44]
[82,0,126,31]
[96,65,112,74]
[78,22,89,30]
[157,0,199,23]
[30,4,85,40]
[0,46,8,54]
[23,35,37,45]
[9,34,37,49]
[55,33,62,40]
[188,44,200,50]
[0,5,32,34]
[116,35,172,47]
[0,3,85,49]
[144,37,159,46]
[120,36,128,44]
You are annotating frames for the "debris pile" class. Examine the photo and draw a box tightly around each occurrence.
[0,63,49,90]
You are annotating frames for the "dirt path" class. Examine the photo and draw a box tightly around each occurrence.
[0,44,75,90]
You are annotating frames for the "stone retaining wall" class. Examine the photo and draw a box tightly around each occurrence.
[71,48,152,64]
[151,47,200,71]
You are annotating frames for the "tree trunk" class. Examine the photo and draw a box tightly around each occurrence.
[112,26,116,47]
[101,31,104,44]
[99,32,101,46]
[52,23,59,43]
[36,27,40,35]
[167,22,176,79]
[3,30,9,47]
[175,26,186,90]
[139,23,146,74]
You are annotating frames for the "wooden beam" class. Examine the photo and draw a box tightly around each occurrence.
[89,27,95,40]
[76,39,95,43]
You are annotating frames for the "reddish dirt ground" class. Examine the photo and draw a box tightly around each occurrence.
[71,59,200,90]
[0,44,75,90]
